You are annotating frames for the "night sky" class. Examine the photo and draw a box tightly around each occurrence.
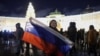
[0,0,100,17]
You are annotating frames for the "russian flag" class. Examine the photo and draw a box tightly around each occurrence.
[22,18,73,56]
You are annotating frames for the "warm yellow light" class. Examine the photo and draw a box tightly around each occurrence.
[26,2,35,21]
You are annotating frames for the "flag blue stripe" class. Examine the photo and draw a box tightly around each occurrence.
[30,22,71,53]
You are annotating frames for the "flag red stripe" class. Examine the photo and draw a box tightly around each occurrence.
[22,32,63,56]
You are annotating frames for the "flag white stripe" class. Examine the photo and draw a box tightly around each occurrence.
[31,18,73,48]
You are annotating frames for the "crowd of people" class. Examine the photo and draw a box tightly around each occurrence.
[0,19,100,56]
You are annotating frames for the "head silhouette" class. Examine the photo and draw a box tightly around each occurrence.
[89,25,94,30]
[16,23,20,29]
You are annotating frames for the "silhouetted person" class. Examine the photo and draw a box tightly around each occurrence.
[2,30,9,40]
[62,31,68,38]
[0,31,2,44]
[15,23,24,56]
[77,29,85,42]
[67,22,77,56]
[77,29,85,50]
[67,22,77,42]
[0,31,2,38]
[87,25,98,56]
[60,28,63,35]
[0,31,2,54]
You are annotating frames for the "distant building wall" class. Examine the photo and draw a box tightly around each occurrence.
[0,11,100,32]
